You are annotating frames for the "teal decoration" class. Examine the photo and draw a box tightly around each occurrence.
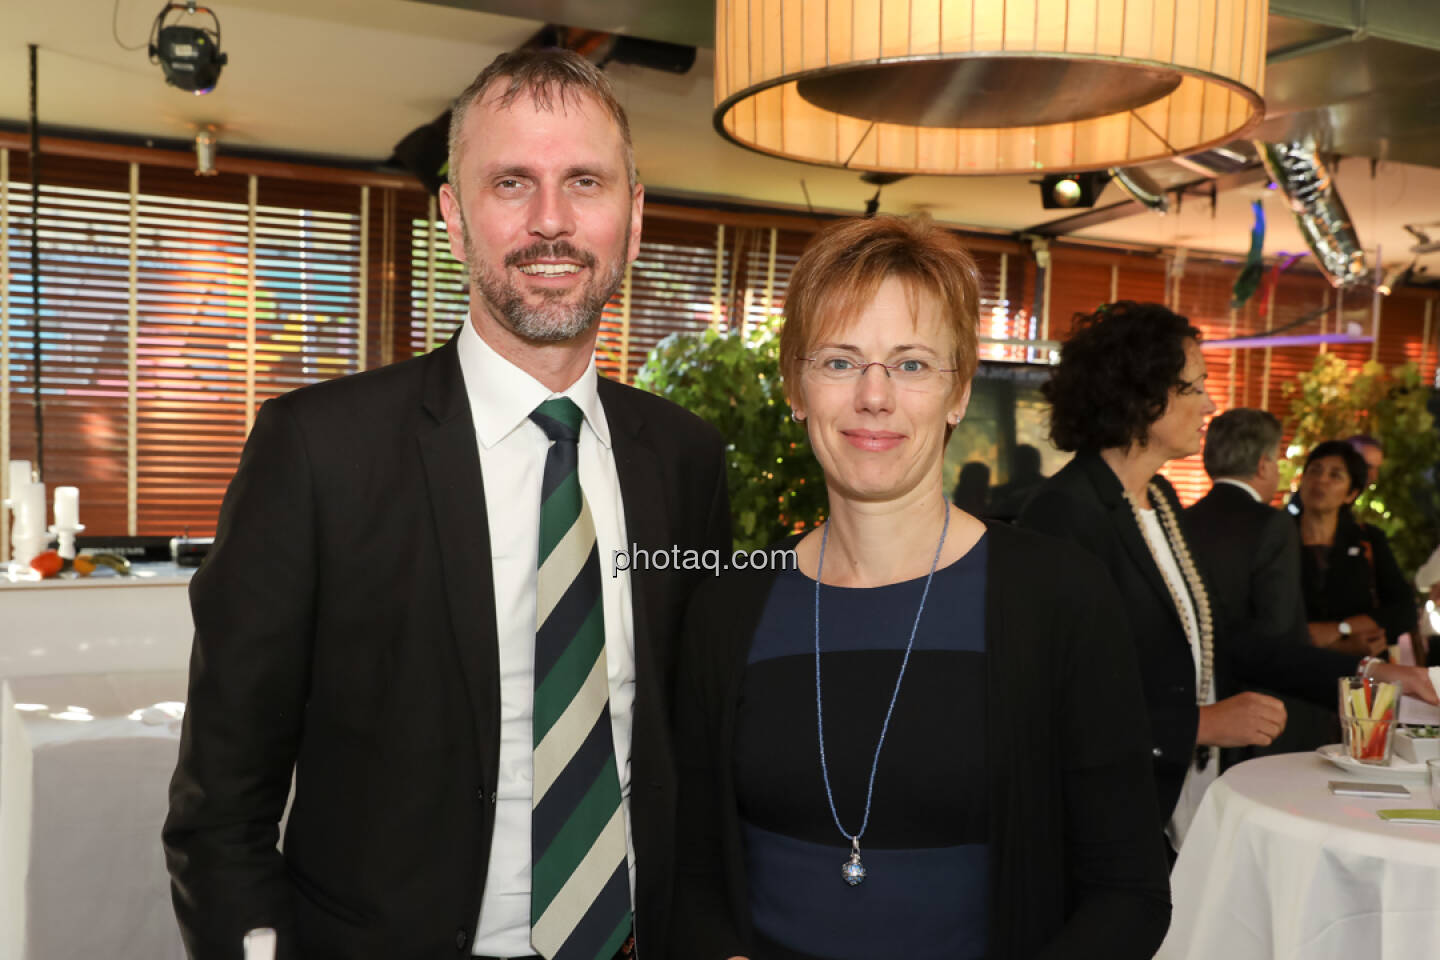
[1231,200,1266,309]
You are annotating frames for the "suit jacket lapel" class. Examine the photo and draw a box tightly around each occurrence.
[417,339,501,771]
[599,379,669,686]
[1077,451,1187,634]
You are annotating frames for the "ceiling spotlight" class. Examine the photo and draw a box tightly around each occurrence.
[1039,172,1111,209]
[149,2,229,95]
[194,128,218,176]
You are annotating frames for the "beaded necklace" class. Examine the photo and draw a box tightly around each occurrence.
[1124,481,1214,706]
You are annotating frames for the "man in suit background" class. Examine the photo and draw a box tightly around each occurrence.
[1185,408,1344,762]
[164,49,730,960]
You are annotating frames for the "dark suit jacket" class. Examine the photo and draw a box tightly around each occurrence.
[1018,451,1356,821]
[163,336,731,960]
[1186,482,1335,760]
[1299,508,1416,642]
[1184,482,1307,649]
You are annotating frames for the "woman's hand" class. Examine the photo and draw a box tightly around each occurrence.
[1196,692,1287,747]
[1370,663,1440,705]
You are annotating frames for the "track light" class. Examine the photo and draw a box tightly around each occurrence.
[1377,261,1414,297]
[1108,166,1170,214]
[1039,172,1111,209]
[149,2,229,95]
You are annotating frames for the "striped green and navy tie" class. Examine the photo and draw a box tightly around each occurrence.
[528,398,631,960]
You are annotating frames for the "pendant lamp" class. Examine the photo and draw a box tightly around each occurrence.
[714,0,1268,175]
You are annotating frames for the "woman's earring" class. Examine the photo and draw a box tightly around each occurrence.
[791,409,805,422]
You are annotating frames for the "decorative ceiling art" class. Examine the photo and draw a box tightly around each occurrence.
[714,0,1270,176]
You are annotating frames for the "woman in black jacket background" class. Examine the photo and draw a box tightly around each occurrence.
[1017,302,1435,851]
[1295,440,1416,653]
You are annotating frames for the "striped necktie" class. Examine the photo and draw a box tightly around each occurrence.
[528,398,632,960]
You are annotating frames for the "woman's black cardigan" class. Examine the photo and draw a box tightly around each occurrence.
[1298,507,1416,642]
[1018,451,1358,821]
[669,521,1172,960]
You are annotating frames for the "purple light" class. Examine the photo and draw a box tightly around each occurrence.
[1202,333,1373,350]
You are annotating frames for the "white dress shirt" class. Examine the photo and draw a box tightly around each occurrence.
[456,320,636,956]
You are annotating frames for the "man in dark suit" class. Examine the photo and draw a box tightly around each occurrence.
[163,50,730,960]
[1185,408,1346,761]
[1185,409,1304,643]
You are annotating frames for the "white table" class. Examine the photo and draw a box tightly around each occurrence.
[0,670,188,960]
[1159,752,1440,960]
[0,562,195,681]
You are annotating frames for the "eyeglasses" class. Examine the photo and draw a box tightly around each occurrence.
[800,350,958,391]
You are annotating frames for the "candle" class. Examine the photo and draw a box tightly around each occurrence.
[16,482,45,538]
[54,486,80,528]
[7,459,31,498]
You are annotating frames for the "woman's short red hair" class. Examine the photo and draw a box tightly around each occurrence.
[779,215,981,403]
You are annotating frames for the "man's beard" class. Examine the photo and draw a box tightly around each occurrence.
[463,220,629,343]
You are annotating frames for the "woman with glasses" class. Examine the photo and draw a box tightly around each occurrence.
[1017,302,1437,852]
[671,217,1170,960]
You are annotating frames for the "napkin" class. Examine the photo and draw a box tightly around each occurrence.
[1397,667,1440,725]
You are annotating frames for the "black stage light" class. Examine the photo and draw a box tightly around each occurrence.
[603,36,697,74]
[1039,172,1111,209]
[149,2,229,95]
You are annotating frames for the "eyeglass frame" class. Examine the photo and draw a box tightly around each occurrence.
[796,354,960,384]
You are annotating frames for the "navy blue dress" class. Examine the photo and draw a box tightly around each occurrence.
[735,536,990,960]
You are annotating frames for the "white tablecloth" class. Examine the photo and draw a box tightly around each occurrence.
[1159,752,1440,960]
[0,671,188,960]
[0,562,194,682]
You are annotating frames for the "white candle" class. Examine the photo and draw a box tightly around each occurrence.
[7,459,31,498]
[54,486,80,528]
[16,482,46,537]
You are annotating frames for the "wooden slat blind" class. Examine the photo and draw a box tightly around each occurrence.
[6,138,1439,539]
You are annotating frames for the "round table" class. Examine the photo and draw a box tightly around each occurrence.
[1158,752,1440,960]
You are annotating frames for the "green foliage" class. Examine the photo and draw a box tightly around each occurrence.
[634,321,827,550]
[1281,352,1440,577]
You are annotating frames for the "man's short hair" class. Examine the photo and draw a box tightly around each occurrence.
[447,48,636,197]
[1202,408,1282,480]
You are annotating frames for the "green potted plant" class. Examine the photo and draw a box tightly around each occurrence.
[635,321,827,551]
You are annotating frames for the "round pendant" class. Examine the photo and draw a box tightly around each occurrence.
[842,852,866,886]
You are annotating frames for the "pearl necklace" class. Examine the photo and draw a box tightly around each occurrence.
[1124,481,1214,706]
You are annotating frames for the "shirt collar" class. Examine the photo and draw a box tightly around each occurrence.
[1214,477,1263,502]
[456,318,611,451]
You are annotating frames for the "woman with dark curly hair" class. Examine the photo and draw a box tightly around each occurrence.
[1295,440,1416,654]
[1017,301,1436,850]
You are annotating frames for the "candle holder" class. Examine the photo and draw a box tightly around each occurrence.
[49,522,86,561]
[10,529,53,568]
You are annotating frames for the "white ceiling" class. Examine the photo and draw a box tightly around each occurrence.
[5,0,1440,277]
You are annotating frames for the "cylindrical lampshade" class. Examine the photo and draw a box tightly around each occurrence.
[714,0,1268,175]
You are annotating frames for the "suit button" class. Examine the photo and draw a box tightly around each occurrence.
[1152,747,1163,758]
[489,791,497,804]
[455,929,468,949]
